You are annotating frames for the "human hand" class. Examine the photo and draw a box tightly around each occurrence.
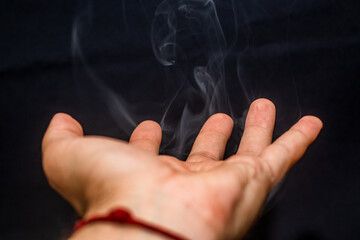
[42,98,322,240]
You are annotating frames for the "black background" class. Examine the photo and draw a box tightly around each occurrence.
[1,0,360,239]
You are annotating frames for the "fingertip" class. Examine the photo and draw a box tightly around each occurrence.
[201,113,234,137]
[49,113,84,136]
[251,98,276,112]
[245,98,276,130]
[129,120,162,153]
[134,120,162,141]
[295,116,323,141]
[53,112,71,120]
[50,113,77,126]
[300,115,323,129]
[42,113,83,151]
[210,113,234,125]
[140,120,162,130]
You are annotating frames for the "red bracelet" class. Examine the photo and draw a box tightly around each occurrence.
[73,208,188,240]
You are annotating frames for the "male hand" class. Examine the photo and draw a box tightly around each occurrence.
[42,98,322,239]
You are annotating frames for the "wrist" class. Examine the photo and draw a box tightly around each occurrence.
[70,221,169,240]
[77,184,218,240]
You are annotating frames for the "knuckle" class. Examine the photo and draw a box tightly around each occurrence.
[235,156,269,182]
[189,151,217,161]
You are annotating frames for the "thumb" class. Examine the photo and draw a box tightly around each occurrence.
[42,113,83,150]
[42,113,84,178]
[41,113,84,211]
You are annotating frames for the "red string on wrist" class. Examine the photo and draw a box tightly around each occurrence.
[73,208,188,240]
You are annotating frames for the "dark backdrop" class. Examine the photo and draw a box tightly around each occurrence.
[1,0,360,239]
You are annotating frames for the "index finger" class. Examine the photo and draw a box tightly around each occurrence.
[129,120,162,154]
[187,113,233,162]
[260,116,323,185]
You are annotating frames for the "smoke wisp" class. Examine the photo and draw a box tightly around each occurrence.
[71,0,302,160]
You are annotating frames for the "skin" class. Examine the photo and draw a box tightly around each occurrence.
[42,98,323,240]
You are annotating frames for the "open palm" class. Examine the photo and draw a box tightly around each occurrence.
[42,99,322,239]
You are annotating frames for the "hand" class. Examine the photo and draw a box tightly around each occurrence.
[42,98,322,240]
